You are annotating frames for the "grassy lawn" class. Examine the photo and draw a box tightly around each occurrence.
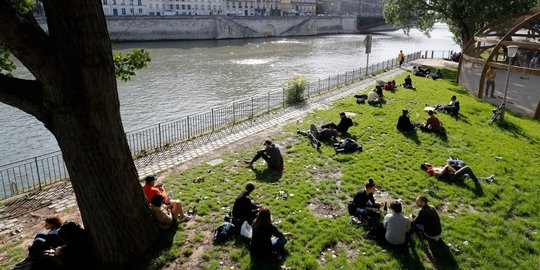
[151,67,540,269]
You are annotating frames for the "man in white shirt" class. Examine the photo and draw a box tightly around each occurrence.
[367,88,382,105]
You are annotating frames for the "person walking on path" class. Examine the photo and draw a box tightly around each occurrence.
[397,50,405,68]
[485,67,496,98]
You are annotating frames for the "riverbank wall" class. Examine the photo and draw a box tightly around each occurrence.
[105,16,360,41]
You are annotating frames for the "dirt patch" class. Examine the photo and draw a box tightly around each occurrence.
[318,242,358,265]
[307,198,342,219]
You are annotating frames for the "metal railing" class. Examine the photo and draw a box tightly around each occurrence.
[0,49,456,200]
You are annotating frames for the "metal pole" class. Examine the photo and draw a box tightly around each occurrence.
[158,123,162,147]
[211,109,215,131]
[251,97,254,119]
[500,57,513,121]
[34,157,42,189]
[187,115,191,139]
[233,103,236,124]
[365,53,370,75]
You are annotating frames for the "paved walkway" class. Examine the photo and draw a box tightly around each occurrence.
[0,65,413,235]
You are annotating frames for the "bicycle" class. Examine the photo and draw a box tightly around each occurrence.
[489,103,505,125]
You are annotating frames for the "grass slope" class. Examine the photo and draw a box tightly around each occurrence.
[151,68,539,269]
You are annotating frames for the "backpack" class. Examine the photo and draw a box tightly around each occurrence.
[334,138,361,153]
[214,221,236,243]
[447,157,466,169]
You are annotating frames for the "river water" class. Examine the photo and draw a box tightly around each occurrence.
[0,23,459,166]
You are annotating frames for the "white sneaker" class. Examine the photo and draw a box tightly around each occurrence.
[486,175,494,183]
[179,215,192,222]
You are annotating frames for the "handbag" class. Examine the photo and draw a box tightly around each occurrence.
[240,221,252,239]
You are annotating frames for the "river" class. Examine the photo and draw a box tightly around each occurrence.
[0,23,459,166]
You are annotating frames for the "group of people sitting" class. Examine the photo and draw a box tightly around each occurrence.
[412,66,443,80]
[295,112,353,149]
[143,175,192,229]
[232,183,293,262]
[15,217,89,269]
[349,179,442,246]
[396,95,460,134]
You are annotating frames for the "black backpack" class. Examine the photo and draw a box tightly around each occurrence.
[335,138,361,153]
[214,222,236,243]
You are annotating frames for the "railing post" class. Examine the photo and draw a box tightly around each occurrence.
[187,115,191,139]
[158,123,162,148]
[34,157,42,189]
[251,97,254,119]
[345,71,348,84]
[233,103,236,124]
[431,50,434,59]
[282,89,285,108]
[211,109,215,131]
[318,79,321,95]
[307,82,310,99]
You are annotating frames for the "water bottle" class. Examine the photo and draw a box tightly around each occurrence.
[384,202,388,213]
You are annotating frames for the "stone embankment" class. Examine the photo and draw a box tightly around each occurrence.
[37,16,387,41]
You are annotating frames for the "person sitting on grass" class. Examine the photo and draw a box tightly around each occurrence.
[351,178,381,225]
[396,109,417,132]
[14,216,65,269]
[244,139,284,170]
[431,69,443,80]
[435,96,458,114]
[419,110,441,132]
[143,175,191,221]
[150,194,190,229]
[383,200,411,246]
[250,208,294,262]
[384,80,396,91]
[367,88,382,105]
[232,182,261,229]
[321,112,353,135]
[420,162,494,183]
[411,196,442,241]
[403,75,414,89]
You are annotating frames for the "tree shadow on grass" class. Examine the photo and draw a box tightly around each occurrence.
[135,222,180,270]
[438,177,484,197]
[494,119,538,145]
[401,130,421,145]
[252,167,283,183]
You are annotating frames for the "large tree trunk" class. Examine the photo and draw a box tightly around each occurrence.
[0,0,159,265]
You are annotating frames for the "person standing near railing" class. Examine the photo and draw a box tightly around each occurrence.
[397,50,405,68]
[485,67,496,98]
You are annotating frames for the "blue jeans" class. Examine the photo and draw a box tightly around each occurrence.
[454,166,478,182]
[271,237,288,252]
[355,208,380,224]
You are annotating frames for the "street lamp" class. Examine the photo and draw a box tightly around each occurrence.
[500,45,518,122]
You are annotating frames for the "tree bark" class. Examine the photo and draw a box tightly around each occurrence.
[0,0,159,265]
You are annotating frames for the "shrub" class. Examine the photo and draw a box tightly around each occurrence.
[284,76,307,105]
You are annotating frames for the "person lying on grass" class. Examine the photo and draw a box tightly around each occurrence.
[244,139,284,170]
[250,208,294,262]
[411,196,442,241]
[351,178,382,225]
[420,162,494,183]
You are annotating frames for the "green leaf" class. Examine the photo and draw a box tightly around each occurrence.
[113,49,151,82]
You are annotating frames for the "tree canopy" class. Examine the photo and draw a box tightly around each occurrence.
[382,0,539,47]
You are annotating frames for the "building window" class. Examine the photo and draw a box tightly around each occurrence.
[138,8,143,13]
[121,0,125,5]
[169,4,173,9]
[103,0,108,4]
[176,4,180,9]
[121,8,126,14]
[188,4,191,9]
[112,0,116,4]
[149,3,152,8]
[138,0,142,5]
[130,8,134,14]
[182,4,185,9]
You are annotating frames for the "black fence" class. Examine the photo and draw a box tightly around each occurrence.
[0,50,457,200]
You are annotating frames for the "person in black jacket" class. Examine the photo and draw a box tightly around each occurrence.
[396,109,416,132]
[244,139,284,170]
[411,196,442,241]
[232,183,260,228]
[250,208,293,262]
[321,112,353,135]
[352,178,381,225]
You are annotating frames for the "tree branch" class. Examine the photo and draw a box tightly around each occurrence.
[0,0,51,76]
[0,74,44,120]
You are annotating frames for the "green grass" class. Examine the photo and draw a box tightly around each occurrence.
[150,67,540,269]
[0,239,24,270]
[1,67,535,270]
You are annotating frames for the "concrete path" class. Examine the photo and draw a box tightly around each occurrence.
[0,63,422,234]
